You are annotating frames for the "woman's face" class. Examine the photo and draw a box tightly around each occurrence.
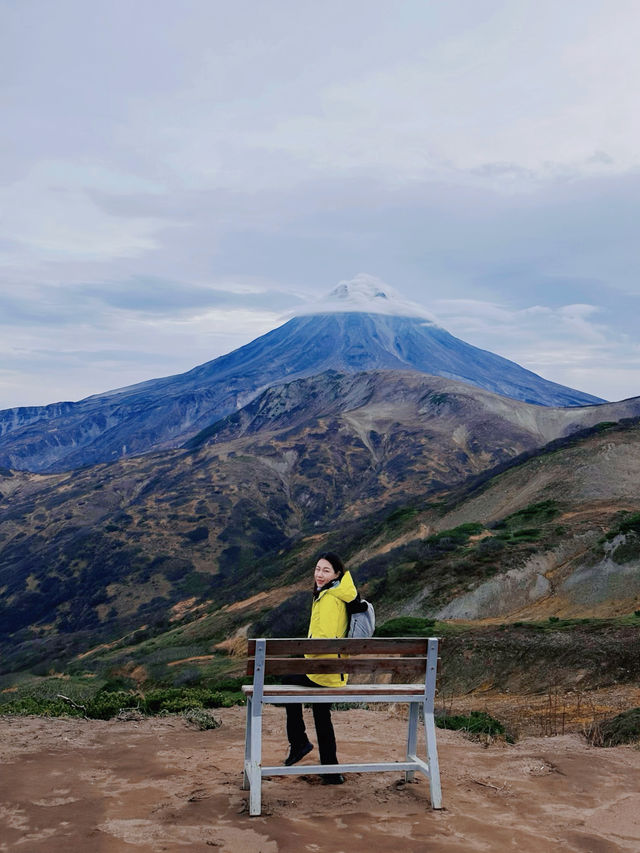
[314,558,339,588]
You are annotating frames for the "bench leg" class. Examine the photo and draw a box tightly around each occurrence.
[423,703,442,809]
[248,696,263,816]
[405,701,419,782]
[242,697,252,791]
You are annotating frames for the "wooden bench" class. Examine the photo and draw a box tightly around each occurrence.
[242,637,442,816]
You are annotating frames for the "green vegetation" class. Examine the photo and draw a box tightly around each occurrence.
[492,500,559,543]
[426,522,484,546]
[435,710,505,737]
[604,511,640,541]
[0,683,244,720]
[385,506,419,528]
[375,616,436,637]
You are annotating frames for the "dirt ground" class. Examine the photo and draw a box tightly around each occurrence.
[1,704,639,853]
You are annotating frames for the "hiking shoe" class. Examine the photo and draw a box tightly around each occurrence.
[321,773,345,785]
[284,741,313,766]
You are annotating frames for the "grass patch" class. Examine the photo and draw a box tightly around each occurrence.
[426,523,484,548]
[435,710,505,737]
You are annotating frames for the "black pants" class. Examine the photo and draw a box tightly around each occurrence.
[284,674,338,766]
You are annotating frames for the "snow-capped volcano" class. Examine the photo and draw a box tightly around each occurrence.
[293,274,437,322]
[0,278,605,472]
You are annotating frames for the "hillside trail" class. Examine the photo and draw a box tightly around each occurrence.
[1,705,639,852]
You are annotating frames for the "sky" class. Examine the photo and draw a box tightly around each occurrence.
[1,0,639,408]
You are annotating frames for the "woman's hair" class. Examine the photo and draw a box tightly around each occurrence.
[317,551,345,579]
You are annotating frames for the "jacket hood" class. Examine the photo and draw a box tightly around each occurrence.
[320,570,357,604]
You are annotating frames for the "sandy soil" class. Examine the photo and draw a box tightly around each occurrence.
[1,705,639,853]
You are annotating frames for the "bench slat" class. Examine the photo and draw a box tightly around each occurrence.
[242,683,426,696]
[247,657,427,676]
[247,637,431,656]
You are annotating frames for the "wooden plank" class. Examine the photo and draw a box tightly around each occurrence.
[242,683,426,696]
[246,637,432,656]
[246,657,427,676]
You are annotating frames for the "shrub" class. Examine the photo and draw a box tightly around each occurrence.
[143,688,203,714]
[4,696,82,717]
[250,591,310,638]
[2,685,244,720]
[185,526,209,543]
[586,708,640,747]
[611,537,640,565]
[86,691,140,720]
[436,710,505,737]
[375,616,436,637]
[182,708,221,730]
[605,512,640,541]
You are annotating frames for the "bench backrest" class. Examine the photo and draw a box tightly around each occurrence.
[247,637,439,681]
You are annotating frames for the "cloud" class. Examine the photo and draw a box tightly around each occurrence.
[431,297,636,402]
[0,163,166,263]
[289,273,438,321]
[0,301,284,407]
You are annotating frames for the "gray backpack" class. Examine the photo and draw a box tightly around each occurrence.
[347,598,375,638]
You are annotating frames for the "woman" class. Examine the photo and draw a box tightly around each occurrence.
[283,551,357,785]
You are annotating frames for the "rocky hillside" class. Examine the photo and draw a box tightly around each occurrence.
[0,371,638,679]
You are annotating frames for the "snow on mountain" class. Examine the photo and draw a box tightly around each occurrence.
[292,274,437,322]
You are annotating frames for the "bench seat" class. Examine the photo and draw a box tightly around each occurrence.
[242,683,427,700]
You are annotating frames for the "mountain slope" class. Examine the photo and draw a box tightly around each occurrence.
[345,420,640,625]
[0,371,637,676]
[0,283,604,472]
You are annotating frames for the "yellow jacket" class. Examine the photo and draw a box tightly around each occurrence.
[306,570,357,687]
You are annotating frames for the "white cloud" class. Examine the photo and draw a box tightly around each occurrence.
[432,297,636,402]
[239,2,640,189]
[0,302,283,407]
[0,162,167,262]
[289,273,437,321]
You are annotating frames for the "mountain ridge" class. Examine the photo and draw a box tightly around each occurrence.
[0,310,605,472]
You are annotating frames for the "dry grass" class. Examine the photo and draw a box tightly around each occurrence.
[436,683,640,740]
